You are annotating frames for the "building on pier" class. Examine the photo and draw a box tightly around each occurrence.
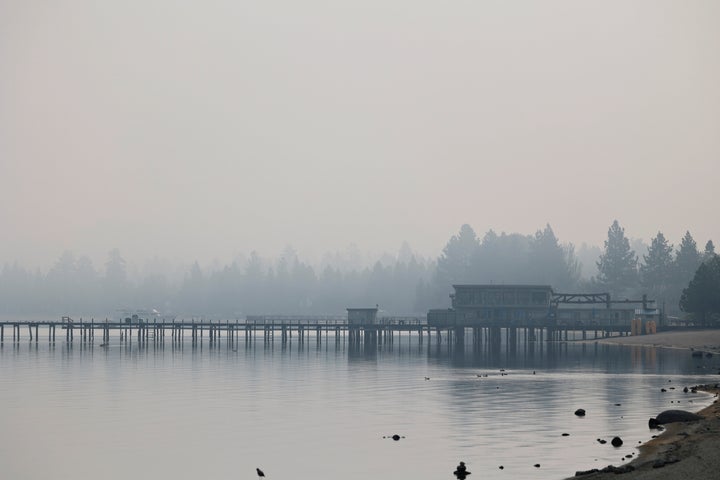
[452,284,554,324]
[429,284,555,327]
[428,284,659,333]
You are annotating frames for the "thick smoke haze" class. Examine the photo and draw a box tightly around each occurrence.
[1,1,718,270]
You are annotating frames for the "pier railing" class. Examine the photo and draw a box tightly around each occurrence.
[245,315,347,326]
[0,313,631,347]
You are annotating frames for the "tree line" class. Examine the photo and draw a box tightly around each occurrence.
[0,222,717,323]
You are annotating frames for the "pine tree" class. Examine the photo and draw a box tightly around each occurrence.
[675,231,701,285]
[640,232,673,302]
[703,240,716,263]
[436,224,479,285]
[596,220,638,298]
[680,256,720,326]
[430,224,480,307]
[473,230,532,284]
[528,224,578,290]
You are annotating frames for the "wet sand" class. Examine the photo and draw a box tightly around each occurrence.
[564,329,720,479]
[593,329,720,355]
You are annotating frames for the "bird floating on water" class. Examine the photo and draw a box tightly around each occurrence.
[256,467,265,478]
[453,461,471,479]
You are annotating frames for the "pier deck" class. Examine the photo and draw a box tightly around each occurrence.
[0,314,628,348]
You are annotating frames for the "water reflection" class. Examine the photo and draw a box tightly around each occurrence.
[2,331,720,480]
[4,327,717,376]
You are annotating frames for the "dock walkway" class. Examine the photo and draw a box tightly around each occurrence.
[0,315,428,347]
[0,313,623,349]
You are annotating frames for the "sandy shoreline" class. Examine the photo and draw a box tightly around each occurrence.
[563,329,720,479]
[591,329,720,355]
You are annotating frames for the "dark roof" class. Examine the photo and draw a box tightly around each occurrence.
[452,284,553,290]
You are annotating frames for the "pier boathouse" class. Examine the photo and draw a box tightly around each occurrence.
[428,284,658,344]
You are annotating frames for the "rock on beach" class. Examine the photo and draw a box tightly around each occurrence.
[655,410,703,424]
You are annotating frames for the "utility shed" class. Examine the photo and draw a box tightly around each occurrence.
[347,308,378,326]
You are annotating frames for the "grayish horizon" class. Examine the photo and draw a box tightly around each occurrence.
[2,1,718,269]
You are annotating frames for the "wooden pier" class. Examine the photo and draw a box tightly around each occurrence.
[0,314,626,349]
[0,315,429,347]
[0,285,658,349]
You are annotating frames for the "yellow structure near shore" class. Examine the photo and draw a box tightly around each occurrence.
[645,320,657,334]
[631,318,657,335]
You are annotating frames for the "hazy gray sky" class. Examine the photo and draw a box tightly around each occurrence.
[1,1,718,268]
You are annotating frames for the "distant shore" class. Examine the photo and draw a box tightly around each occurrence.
[564,329,720,479]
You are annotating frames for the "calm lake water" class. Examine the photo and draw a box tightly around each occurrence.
[1,330,719,480]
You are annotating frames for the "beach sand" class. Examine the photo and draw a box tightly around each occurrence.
[564,329,720,479]
[593,329,720,355]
